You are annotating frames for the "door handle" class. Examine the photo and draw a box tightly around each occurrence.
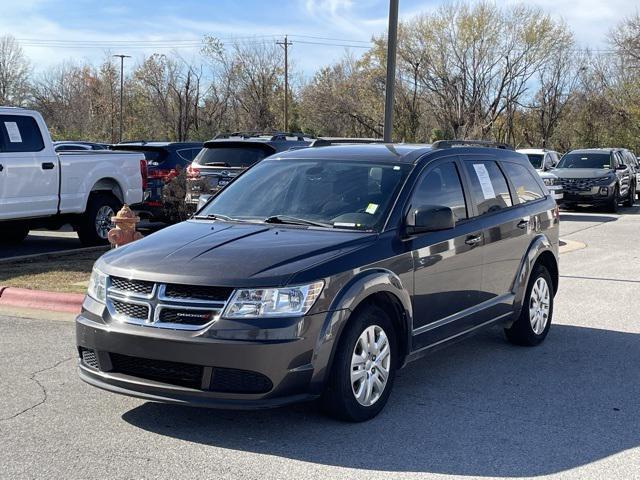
[42,162,55,170]
[465,234,482,246]
[517,219,529,229]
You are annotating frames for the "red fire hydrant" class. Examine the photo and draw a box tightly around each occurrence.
[107,204,143,248]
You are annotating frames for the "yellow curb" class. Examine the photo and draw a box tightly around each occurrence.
[559,239,586,254]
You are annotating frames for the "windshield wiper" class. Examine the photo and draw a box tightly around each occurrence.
[264,215,332,228]
[193,213,235,221]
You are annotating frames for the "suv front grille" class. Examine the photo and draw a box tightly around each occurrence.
[110,276,154,296]
[163,284,233,302]
[110,353,204,389]
[561,178,597,191]
[158,307,215,326]
[112,300,150,321]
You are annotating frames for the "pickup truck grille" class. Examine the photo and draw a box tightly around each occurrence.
[106,277,232,330]
[560,178,598,191]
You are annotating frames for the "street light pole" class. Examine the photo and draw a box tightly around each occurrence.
[383,0,399,143]
[276,36,293,131]
[113,54,131,143]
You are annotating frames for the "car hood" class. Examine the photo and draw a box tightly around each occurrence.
[97,220,377,287]
[552,168,614,179]
[536,170,557,179]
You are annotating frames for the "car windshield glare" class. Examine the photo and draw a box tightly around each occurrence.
[557,153,611,169]
[199,159,412,231]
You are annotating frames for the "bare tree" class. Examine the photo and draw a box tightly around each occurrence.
[0,35,31,106]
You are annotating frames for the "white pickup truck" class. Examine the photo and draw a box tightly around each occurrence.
[0,107,146,245]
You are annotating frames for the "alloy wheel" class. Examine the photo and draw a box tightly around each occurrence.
[529,277,550,335]
[95,206,115,239]
[350,325,391,407]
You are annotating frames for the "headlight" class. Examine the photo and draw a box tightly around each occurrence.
[595,174,616,185]
[223,281,324,318]
[542,178,556,186]
[87,268,107,303]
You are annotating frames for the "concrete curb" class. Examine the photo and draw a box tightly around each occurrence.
[0,286,84,314]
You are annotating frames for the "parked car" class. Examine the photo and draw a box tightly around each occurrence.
[516,148,563,201]
[53,141,109,152]
[554,148,635,212]
[110,141,203,221]
[0,107,145,245]
[76,139,559,421]
[185,132,313,209]
[616,148,639,201]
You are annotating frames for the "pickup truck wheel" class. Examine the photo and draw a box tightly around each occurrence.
[606,185,619,213]
[505,264,553,346]
[321,304,396,422]
[76,193,121,246]
[624,182,635,207]
[0,222,30,244]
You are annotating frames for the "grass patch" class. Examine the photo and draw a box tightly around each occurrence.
[0,249,107,294]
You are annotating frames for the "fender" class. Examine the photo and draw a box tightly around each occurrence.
[510,234,557,323]
[307,268,413,394]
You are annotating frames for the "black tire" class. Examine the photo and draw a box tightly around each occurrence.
[76,193,122,246]
[505,264,554,346]
[624,182,635,207]
[0,222,30,244]
[321,304,397,422]
[606,185,619,213]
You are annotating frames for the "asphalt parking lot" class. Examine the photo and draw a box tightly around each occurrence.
[1,207,639,480]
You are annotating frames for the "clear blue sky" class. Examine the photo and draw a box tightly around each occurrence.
[1,0,635,75]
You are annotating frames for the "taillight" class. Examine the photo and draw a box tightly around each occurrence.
[140,160,148,190]
[186,163,200,179]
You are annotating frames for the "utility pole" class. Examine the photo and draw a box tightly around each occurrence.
[276,36,293,131]
[383,0,399,142]
[113,54,131,143]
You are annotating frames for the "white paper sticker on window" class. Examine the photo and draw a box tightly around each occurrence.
[4,122,22,143]
[472,163,495,200]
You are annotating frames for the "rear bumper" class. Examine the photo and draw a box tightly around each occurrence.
[75,300,338,409]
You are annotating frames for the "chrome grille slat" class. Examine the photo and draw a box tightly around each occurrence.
[105,277,230,331]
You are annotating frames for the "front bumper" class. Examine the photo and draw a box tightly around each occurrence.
[76,298,342,408]
[559,184,614,205]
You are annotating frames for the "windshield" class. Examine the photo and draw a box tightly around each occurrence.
[557,152,611,169]
[194,146,269,168]
[525,154,544,169]
[199,159,412,231]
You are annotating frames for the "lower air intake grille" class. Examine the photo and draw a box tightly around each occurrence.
[80,348,99,369]
[210,367,273,394]
[109,353,203,389]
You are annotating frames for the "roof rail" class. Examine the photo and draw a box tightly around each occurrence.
[431,139,514,150]
[212,131,315,141]
[311,137,385,147]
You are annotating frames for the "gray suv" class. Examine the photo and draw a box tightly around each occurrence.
[76,140,560,421]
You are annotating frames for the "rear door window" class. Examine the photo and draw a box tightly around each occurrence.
[501,162,545,204]
[0,115,45,153]
[463,160,513,216]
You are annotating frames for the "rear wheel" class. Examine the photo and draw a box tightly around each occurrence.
[0,222,30,244]
[505,264,553,346]
[76,193,121,246]
[321,304,396,422]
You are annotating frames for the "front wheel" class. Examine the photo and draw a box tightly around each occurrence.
[606,185,620,213]
[321,304,396,422]
[624,182,636,207]
[505,264,554,346]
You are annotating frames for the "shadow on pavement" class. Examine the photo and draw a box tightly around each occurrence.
[122,325,640,477]
[559,213,619,223]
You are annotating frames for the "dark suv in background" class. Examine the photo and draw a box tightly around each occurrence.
[554,148,635,211]
[185,132,313,209]
[77,140,559,422]
[111,141,203,221]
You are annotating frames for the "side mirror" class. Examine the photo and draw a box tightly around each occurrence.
[617,164,627,171]
[406,205,455,235]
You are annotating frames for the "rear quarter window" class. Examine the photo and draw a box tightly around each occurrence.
[0,115,45,153]
[194,146,270,168]
[501,162,545,204]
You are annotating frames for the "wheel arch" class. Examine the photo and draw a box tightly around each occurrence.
[87,178,125,209]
